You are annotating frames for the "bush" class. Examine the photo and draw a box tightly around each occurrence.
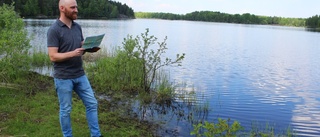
[0,3,31,84]
[87,29,185,95]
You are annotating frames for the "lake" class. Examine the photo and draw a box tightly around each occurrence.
[25,18,320,136]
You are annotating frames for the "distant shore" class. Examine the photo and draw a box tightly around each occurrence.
[22,14,135,20]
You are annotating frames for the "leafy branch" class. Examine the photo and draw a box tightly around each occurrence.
[123,28,185,92]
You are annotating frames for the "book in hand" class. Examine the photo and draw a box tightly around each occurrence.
[82,34,105,53]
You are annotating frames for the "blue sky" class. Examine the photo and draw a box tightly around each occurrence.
[116,0,318,18]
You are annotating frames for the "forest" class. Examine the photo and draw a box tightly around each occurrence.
[1,0,319,28]
[135,11,309,27]
[305,15,320,28]
[0,0,135,19]
[136,11,320,28]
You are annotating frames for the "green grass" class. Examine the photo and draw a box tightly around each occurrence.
[0,88,61,136]
[30,52,52,67]
[0,76,297,137]
[0,87,155,137]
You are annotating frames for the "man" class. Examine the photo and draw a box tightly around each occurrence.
[47,0,102,136]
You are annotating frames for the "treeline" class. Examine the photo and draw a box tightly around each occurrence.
[305,15,320,28]
[135,11,306,27]
[0,0,135,19]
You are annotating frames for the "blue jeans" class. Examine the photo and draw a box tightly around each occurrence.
[54,75,101,137]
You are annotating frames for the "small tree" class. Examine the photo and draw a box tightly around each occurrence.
[126,28,185,93]
[0,3,31,83]
[110,6,119,18]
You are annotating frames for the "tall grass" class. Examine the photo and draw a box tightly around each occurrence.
[86,51,145,93]
[29,52,51,67]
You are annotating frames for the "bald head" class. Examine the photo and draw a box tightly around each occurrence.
[59,0,66,7]
[59,0,77,7]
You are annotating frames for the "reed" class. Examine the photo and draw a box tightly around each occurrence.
[29,52,51,67]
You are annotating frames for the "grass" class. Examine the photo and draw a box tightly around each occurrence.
[0,48,297,137]
[0,52,161,136]
[0,86,155,137]
[29,52,52,67]
[0,88,62,136]
[0,70,297,137]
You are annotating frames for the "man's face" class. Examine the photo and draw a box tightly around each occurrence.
[62,0,78,20]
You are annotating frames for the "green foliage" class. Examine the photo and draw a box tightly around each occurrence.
[23,0,39,16]
[306,15,320,28]
[276,17,305,27]
[87,48,144,92]
[155,78,175,103]
[30,52,52,67]
[135,12,183,20]
[0,0,135,19]
[87,29,185,94]
[191,118,243,137]
[132,28,185,92]
[110,6,119,18]
[0,3,31,84]
[0,4,51,94]
[247,122,297,137]
[136,11,306,27]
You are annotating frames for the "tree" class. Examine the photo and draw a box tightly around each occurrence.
[86,29,185,93]
[306,15,320,28]
[0,4,31,83]
[23,0,39,16]
[1,0,135,19]
[126,29,185,92]
[110,6,119,18]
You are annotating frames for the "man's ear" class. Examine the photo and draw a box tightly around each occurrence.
[59,6,65,12]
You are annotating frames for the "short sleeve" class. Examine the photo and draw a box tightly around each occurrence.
[47,27,59,47]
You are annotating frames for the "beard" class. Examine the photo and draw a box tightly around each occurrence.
[64,9,78,20]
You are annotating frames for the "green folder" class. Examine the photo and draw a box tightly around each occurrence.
[82,34,105,53]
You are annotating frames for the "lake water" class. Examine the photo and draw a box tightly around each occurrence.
[25,19,320,136]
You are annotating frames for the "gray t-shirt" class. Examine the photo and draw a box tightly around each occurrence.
[47,19,85,79]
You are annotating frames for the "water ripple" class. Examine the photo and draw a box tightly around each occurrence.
[26,19,320,136]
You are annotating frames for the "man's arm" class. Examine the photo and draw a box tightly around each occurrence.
[48,47,85,62]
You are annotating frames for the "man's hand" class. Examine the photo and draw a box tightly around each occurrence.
[74,48,85,57]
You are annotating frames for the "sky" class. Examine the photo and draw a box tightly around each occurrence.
[115,0,319,18]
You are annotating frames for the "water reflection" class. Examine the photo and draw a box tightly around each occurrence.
[24,19,54,53]
[32,66,53,77]
[25,19,320,136]
[134,92,209,137]
[305,28,320,33]
[165,20,320,136]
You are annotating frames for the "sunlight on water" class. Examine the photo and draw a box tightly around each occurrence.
[25,19,320,136]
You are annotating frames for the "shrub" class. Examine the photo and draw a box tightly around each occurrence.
[0,3,31,84]
[87,29,185,95]
[132,29,185,92]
